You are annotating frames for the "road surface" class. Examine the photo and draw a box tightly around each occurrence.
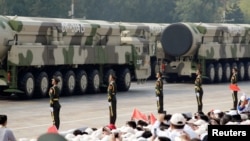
[0,80,249,139]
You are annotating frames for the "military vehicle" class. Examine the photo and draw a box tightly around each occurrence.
[0,15,169,99]
[159,22,250,83]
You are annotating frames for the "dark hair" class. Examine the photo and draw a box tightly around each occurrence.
[158,136,171,141]
[137,120,148,127]
[126,120,137,129]
[0,115,7,125]
[52,76,60,83]
[233,67,238,72]
[73,129,83,136]
[141,130,152,138]
[158,72,162,77]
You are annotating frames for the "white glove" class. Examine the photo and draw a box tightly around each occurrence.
[49,107,54,112]
[108,102,111,106]
[196,93,199,97]
[156,97,159,101]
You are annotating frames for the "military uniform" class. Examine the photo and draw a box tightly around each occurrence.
[49,85,61,130]
[195,74,203,112]
[231,72,238,110]
[155,77,164,113]
[107,80,117,125]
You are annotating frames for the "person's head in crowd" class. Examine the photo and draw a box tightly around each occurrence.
[126,120,137,129]
[137,120,148,128]
[0,114,7,126]
[73,129,83,136]
[194,111,205,120]
[182,113,192,121]
[38,133,67,141]
[209,118,220,125]
[219,114,232,125]
[210,109,224,120]
[141,130,152,138]
[169,113,186,129]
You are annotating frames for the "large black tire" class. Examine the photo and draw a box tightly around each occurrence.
[222,63,231,82]
[52,71,63,96]
[63,70,76,96]
[206,63,215,83]
[36,72,49,98]
[238,62,245,81]
[76,70,88,95]
[87,69,100,93]
[244,62,250,80]
[19,72,35,99]
[117,68,131,91]
[215,63,223,83]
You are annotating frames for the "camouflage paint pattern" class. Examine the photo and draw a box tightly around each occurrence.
[159,22,250,81]
[0,15,170,92]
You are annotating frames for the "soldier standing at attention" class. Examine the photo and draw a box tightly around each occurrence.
[195,69,203,112]
[231,67,238,110]
[107,74,117,125]
[155,72,164,113]
[49,76,61,130]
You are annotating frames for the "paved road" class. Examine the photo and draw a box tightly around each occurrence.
[1,80,249,139]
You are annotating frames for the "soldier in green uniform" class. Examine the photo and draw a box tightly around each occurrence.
[107,74,117,125]
[231,67,238,110]
[195,69,203,112]
[49,76,61,130]
[155,72,164,113]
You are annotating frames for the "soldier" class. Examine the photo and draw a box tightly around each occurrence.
[49,76,61,130]
[155,72,164,113]
[231,67,238,110]
[107,74,117,125]
[195,69,203,112]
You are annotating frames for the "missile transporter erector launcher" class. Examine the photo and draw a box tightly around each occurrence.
[159,22,250,83]
[0,15,169,99]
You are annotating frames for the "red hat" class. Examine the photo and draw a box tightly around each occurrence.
[107,124,116,130]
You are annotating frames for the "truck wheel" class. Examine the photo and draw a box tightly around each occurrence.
[117,68,131,91]
[223,63,231,82]
[215,63,223,83]
[245,62,250,80]
[36,72,49,98]
[20,72,35,99]
[76,70,88,94]
[63,70,76,96]
[238,62,245,81]
[206,63,215,83]
[88,70,100,93]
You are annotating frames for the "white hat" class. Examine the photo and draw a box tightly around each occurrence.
[170,113,186,126]
[240,95,247,101]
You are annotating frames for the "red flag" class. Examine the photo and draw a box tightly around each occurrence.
[149,113,157,125]
[131,108,148,122]
[229,84,240,91]
[47,125,58,133]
